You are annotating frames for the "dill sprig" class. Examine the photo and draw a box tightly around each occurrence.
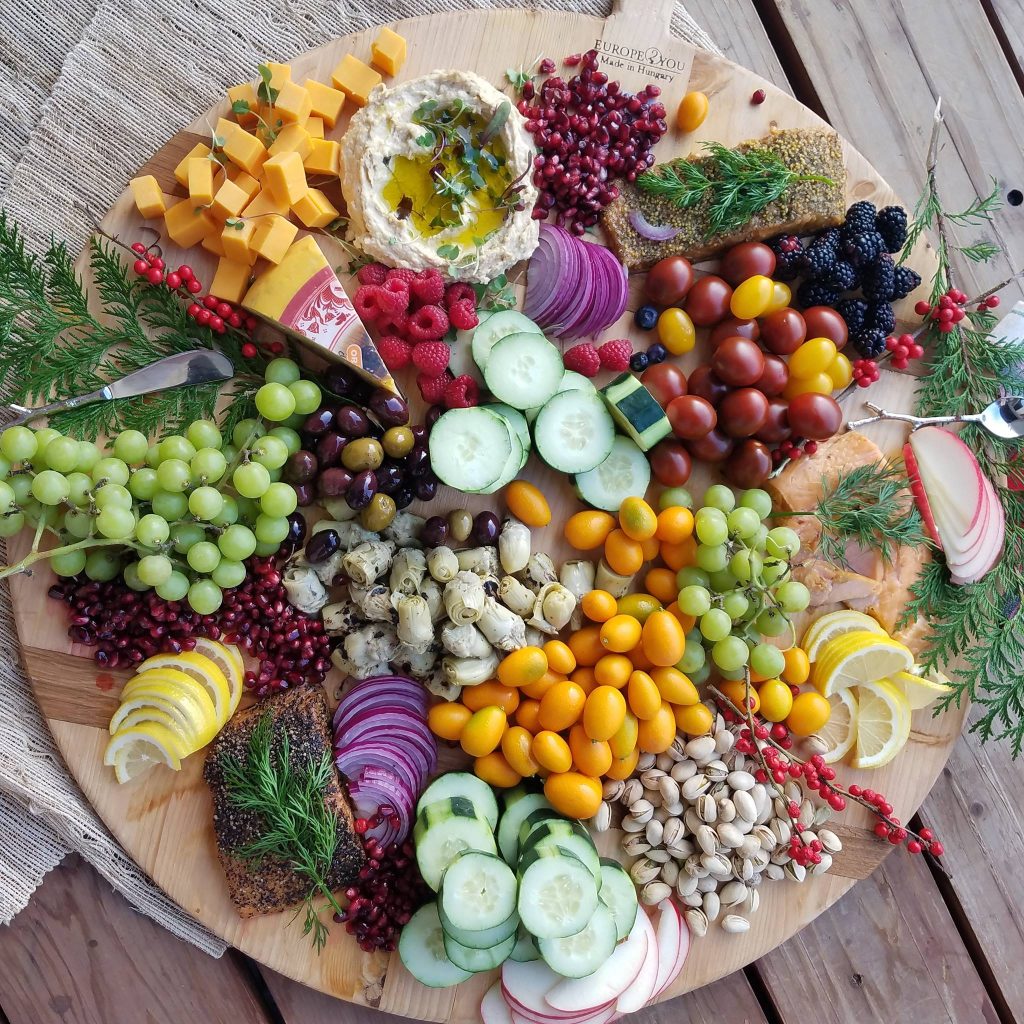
[636,142,835,238]
[221,713,345,953]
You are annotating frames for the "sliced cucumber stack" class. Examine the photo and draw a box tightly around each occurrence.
[525,370,597,424]
[574,435,652,511]
[440,851,518,934]
[484,333,565,410]
[399,903,474,988]
[497,791,553,864]
[533,389,616,474]
[428,407,513,493]
[484,404,531,469]
[470,310,542,372]
[414,796,497,891]
[537,903,617,978]
[597,858,639,941]
[519,820,601,883]
[517,845,599,939]
[417,772,500,829]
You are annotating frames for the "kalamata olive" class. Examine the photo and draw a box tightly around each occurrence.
[341,437,384,472]
[711,337,765,387]
[316,431,346,466]
[754,354,789,397]
[425,405,445,430]
[684,428,735,463]
[422,516,450,547]
[306,528,340,564]
[709,317,759,350]
[684,275,733,326]
[471,510,501,545]
[284,450,318,484]
[376,463,404,495]
[755,398,792,443]
[687,365,730,406]
[405,446,430,476]
[285,511,307,550]
[760,308,806,355]
[369,389,411,427]
[720,242,777,286]
[381,426,415,457]
[318,466,353,497]
[293,482,315,506]
[667,394,717,440]
[360,492,397,532]
[787,392,843,440]
[717,388,770,438]
[644,256,695,306]
[324,364,359,398]
[303,407,335,436]
[724,439,773,488]
[449,508,473,542]
[393,488,415,510]
[415,473,439,502]
[802,306,849,350]
[336,405,371,438]
[641,363,688,407]
[410,425,428,445]
[346,469,378,509]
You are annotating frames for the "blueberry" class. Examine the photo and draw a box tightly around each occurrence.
[647,343,668,364]
[629,351,650,372]
[634,304,659,330]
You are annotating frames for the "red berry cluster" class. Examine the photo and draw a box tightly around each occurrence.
[562,338,634,377]
[914,287,998,333]
[851,357,881,388]
[849,785,944,855]
[884,332,925,370]
[519,49,668,233]
[771,437,818,467]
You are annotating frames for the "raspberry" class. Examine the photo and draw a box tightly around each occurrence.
[411,341,451,375]
[356,263,388,286]
[410,269,445,306]
[386,267,416,286]
[377,335,413,371]
[563,342,601,377]
[417,371,453,404]
[378,276,411,314]
[353,285,386,324]
[444,374,480,409]
[377,309,409,336]
[597,338,632,371]
[448,298,479,332]
[444,282,476,309]
[407,304,450,341]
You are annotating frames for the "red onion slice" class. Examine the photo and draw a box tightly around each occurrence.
[628,209,680,241]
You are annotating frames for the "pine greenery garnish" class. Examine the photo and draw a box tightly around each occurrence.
[221,713,345,953]
[0,211,262,439]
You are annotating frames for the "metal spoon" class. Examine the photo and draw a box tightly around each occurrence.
[846,396,1024,440]
[3,349,234,427]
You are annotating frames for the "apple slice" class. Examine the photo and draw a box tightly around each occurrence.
[483,983,516,1024]
[951,474,1004,583]
[909,442,989,559]
[903,442,942,549]
[650,901,680,999]
[934,470,990,562]
[503,961,612,1022]
[655,901,689,998]
[908,427,986,537]
[615,911,660,1015]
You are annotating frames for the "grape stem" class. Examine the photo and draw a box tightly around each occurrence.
[0,536,134,580]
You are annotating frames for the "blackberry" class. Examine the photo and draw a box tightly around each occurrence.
[875,205,908,253]
[852,327,887,358]
[801,235,839,278]
[890,264,922,300]
[824,259,859,291]
[868,301,896,335]
[843,229,886,267]
[862,253,896,302]
[768,235,805,281]
[845,200,877,233]
[836,297,869,334]
[796,280,840,309]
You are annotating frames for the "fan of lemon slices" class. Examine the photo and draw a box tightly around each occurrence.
[800,612,951,770]
[103,640,244,784]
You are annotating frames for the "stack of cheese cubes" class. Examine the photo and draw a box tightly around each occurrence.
[128,26,408,307]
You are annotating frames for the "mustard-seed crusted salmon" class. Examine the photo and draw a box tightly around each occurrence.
[602,128,846,271]
[204,686,365,919]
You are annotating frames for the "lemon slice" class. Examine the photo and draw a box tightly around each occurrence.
[103,725,185,784]
[190,638,244,712]
[812,632,914,697]
[121,669,219,726]
[135,654,232,726]
[814,689,859,764]
[115,707,199,745]
[851,679,911,769]
[109,693,213,747]
[801,610,886,662]
[887,669,952,711]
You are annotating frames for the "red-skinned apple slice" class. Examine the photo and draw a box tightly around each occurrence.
[483,983,516,1024]
[503,961,612,1022]
[615,911,660,1014]
[511,1006,618,1024]
[950,475,1004,583]
[651,901,680,998]
[908,427,986,537]
[934,471,990,563]
[903,442,942,549]
[655,901,689,998]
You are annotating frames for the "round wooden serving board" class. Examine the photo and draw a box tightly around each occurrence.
[8,0,964,1017]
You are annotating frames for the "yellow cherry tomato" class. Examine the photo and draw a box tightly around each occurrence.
[594,653,633,689]
[783,372,834,399]
[564,509,617,550]
[501,725,541,777]
[657,307,696,355]
[544,771,603,819]
[569,724,613,776]
[757,678,795,723]
[605,746,640,780]
[460,706,507,757]
[786,691,832,736]
[475,750,522,788]
[618,496,658,541]
[600,613,643,653]
[782,646,811,686]
[427,701,472,741]
[532,730,573,773]
[730,275,774,320]
[581,589,618,623]
[640,535,661,561]
[641,609,686,667]
[570,666,598,694]
[462,681,521,714]
[717,678,760,715]
[604,529,645,576]
[660,536,697,571]
[617,591,663,624]
[568,625,606,667]
[582,685,628,741]
[627,669,662,720]
[505,479,551,527]
[544,640,577,675]
[826,352,853,390]
[609,709,639,759]
[516,698,542,732]
[627,639,655,671]
[676,90,709,132]
[655,506,694,544]
[637,702,677,753]
[674,701,714,735]
[538,680,587,732]
[650,666,699,706]
[521,670,565,700]
[498,645,548,688]
[765,280,792,313]
[643,569,678,606]
[665,602,697,634]
[789,338,838,379]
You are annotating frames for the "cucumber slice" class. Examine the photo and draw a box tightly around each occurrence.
[440,851,519,933]
[484,403,531,463]
[484,333,565,410]
[440,905,520,950]
[525,370,597,424]
[597,858,639,942]
[534,390,616,474]
[471,419,524,494]
[517,808,566,850]
[414,797,498,891]
[517,846,599,939]
[399,903,474,988]
[443,929,517,973]
[538,904,617,978]
[417,773,500,829]
[471,310,542,371]
[509,930,541,962]
[429,408,513,493]
[573,435,652,512]
[600,372,672,451]
[519,830,601,884]
[497,793,553,864]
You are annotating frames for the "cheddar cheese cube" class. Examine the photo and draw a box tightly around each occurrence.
[210,178,250,221]
[129,175,166,219]
[304,80,346,127]
[268,123,312,160]
[306,117,325,139]
[173,142,211,187]
[242,189,290,218]
[221,219,258,265]
[215,117,240,146]
[371,27,407,77]
[292,187,339,228]
[227,169,261,203]
[303,138,341,177]
[187,158,216,206]
[263,151,307,205]
[209,257,252,304]
[251,215,299,264]
[228,82,259,127]
[223,127,267,176]
[202,231,227,257]
[274,80,312,125]
[164,199,215,249]
[264,62,291,92]
[331,55,382,107]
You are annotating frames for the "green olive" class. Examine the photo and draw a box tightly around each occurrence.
[341,437,384,472]
[360,492,397,532]
[448,508,473,543]
[381,426,415,458]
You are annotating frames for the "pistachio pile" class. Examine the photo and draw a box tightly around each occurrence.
[592,712,843,938]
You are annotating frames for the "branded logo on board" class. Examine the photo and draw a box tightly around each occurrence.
[592,40,689,82]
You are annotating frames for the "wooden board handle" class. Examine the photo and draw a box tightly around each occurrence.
[609,0,677,38]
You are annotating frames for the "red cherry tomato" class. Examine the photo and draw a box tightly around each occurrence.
[711,337,765,387]
[684,276,733,326]
[717,388,770,437]
[754,354,789,397]
[720,242,777,286]
[687,365,730,406]
[759,308,806,355]
[709,317,760,350]
[641,363,688,407]
[649,440,693,486]
[724,439,773,488]
[802,306,849,350]
[645,257,695,306]
[787,392,843,440]
[684,428,735,463]
[755,398,792,443]
[667,394,717,440]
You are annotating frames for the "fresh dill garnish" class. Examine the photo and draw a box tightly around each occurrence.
[221,713,345,954]
[636,142,835,238]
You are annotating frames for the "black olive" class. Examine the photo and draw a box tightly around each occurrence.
[369,390,410,428]
[306,528,340,564]
[471,510,500,545]
[376,463,405,495]
[316,431,346,466]
[336,405,371,438]
[303,407,335,436]
[317,467,353,497]
[415,472,438,502]
[346,469,378,509]
[284,450,318,484]
[293,482,315,507]
[421,516,449,547]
